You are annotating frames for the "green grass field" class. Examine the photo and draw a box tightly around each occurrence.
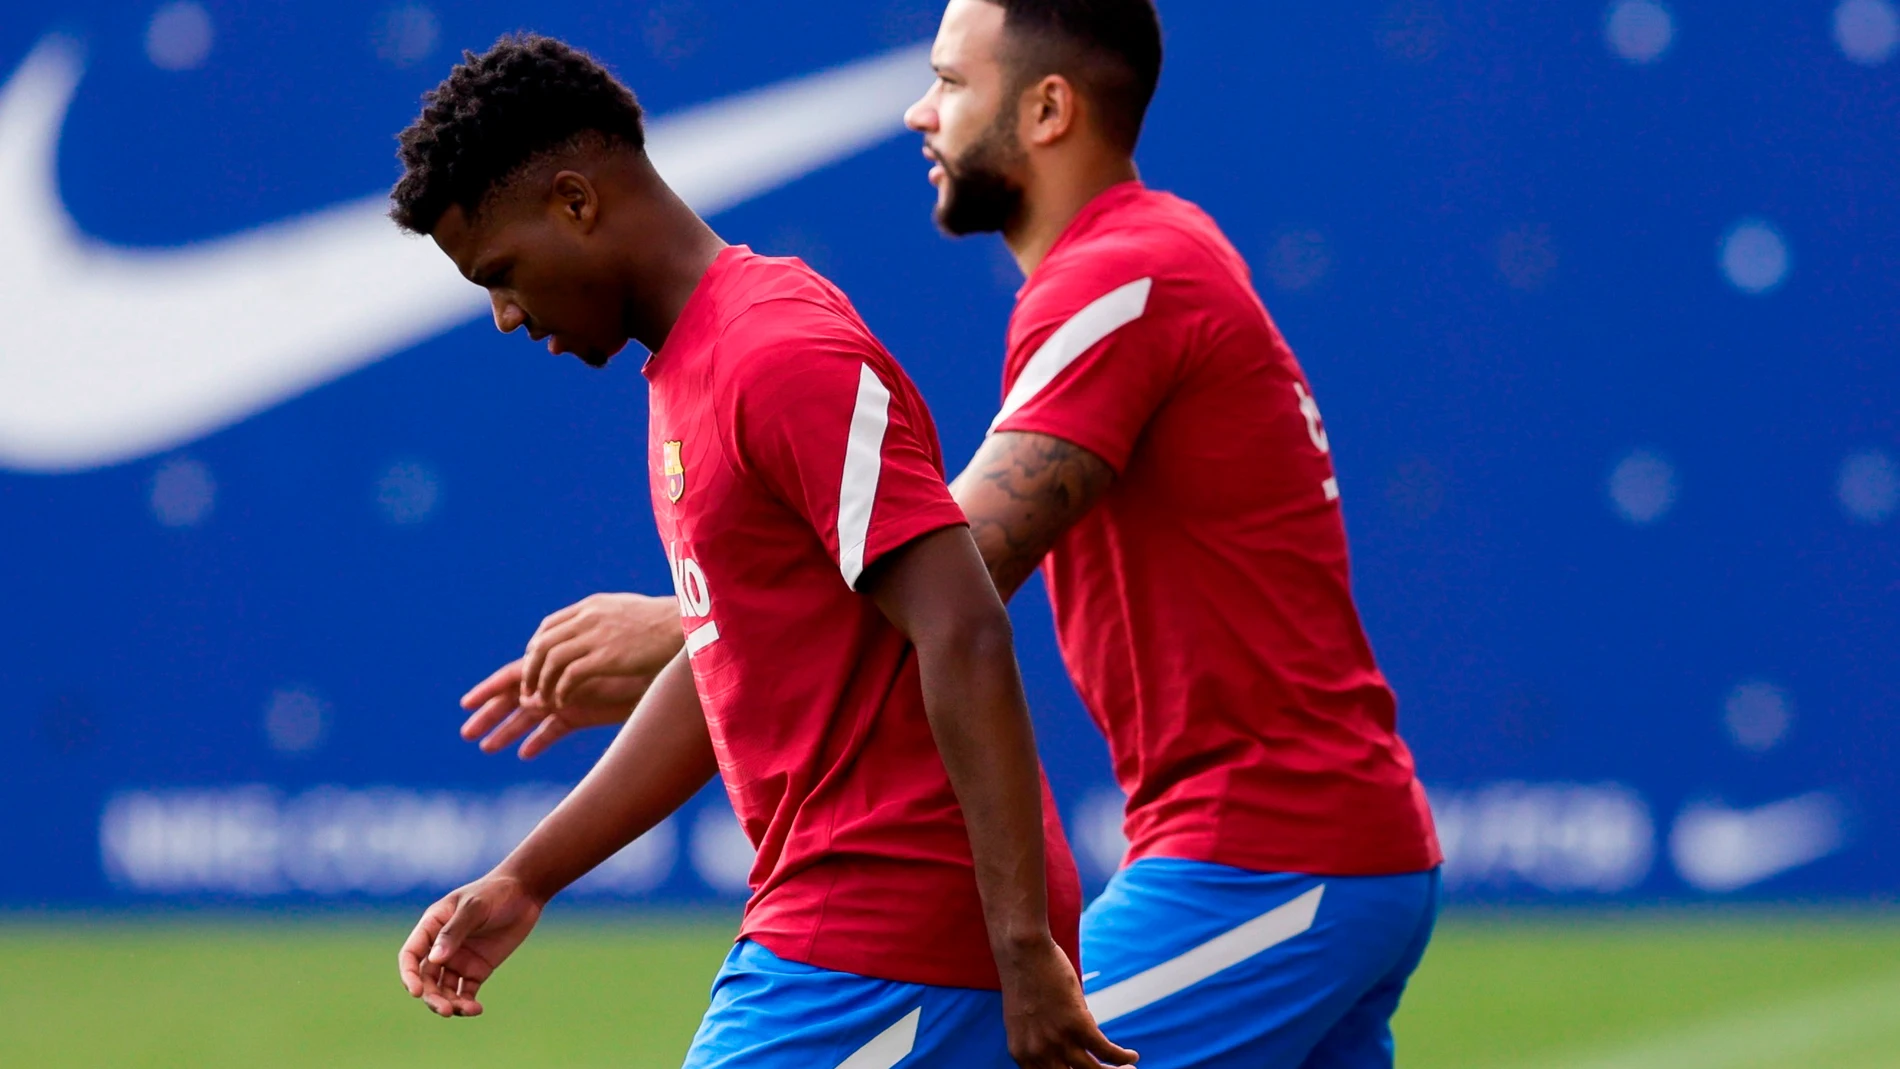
[2,912,1897,1068]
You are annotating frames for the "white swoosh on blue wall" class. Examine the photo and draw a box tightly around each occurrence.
[0,37,927,474]
[1669,791,1847,894]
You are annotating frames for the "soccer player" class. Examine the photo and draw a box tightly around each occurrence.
[389,35,1134,1069]
[464,3,1444,1065]
[906,3,1443,1064]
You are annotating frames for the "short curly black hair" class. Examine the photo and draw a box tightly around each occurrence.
[390,34,646,234]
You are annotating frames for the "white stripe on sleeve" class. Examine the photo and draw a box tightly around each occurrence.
[989,277,1153,432]
[837,363,893,588]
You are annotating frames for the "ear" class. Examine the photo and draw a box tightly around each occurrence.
[1023,73,1080,147]
[547,170,601,233]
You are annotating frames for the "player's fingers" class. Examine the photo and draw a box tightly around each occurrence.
[548,649,616,709]
[459,658,524,711]
[399,899,455,994]
[428,897,488,965]
[432,963,467,1017]
[1078,1031,1139,1067]
[521,619,585,699]
[457,973,485,1016]
[520,648,546,703]
[439,967,484,1016]
[398,930,427,995]
[538,599,586,633]
[1025,1032,1115,1069]
[1057,1042,1115,1069]
[461,691,520,742]
[398,945,424,997]
[528,631,594,706]
[529,613,589,652]
[435,941,499,985]
[477,706,544,755]
[1076,1023,1137,1066]
[419,961,455,1017]
[516,716,572,761]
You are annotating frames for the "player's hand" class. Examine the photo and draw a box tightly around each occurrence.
[997,935,1138,1068]
[397,874,544,1018]
[521,592,683,707]
[459,656,653,759]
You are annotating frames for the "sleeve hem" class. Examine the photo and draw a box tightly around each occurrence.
[988,416,1131,476]
[845,510,971,592]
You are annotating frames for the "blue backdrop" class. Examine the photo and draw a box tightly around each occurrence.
[2,0,1895,909]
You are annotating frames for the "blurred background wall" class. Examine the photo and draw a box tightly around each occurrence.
[1,0,1895,911]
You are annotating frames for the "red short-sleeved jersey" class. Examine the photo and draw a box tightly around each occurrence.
[993,184,1441,877]
[643,247,1082,989]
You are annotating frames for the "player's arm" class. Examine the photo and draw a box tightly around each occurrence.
[398,648,715,1018]
[950,431,1115,602]
[957,268,1184,600]
[862,527,1136,1069]
[452,429,1113,762]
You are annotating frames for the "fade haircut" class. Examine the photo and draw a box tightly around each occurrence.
[991,0,1163,154]
[390,34,646,234]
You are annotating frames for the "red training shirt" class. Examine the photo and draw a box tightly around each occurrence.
[993,184,1442,877]
[645,246,1082,989]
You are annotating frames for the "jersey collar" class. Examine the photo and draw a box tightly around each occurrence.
[1018,180,1149,299]
[644,244,751,378]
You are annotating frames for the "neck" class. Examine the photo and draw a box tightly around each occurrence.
[617,162,728,353]
[1003,155,1140,277]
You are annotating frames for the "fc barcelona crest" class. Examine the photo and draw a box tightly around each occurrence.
[663,440,686,502]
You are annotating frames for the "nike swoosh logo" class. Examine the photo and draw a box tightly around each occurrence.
[1669,792,1848,893]
[0,36,927,474]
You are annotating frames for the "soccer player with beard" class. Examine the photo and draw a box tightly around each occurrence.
[458,4,1442,1065]
[388,34,1134,1069]
[906,2,1442,1065]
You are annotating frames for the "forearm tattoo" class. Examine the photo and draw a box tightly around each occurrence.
[952,432,1115,601]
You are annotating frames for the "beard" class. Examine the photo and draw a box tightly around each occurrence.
[933,111,1027,237]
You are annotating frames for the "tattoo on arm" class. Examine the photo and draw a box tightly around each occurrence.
[950,432,1115,602]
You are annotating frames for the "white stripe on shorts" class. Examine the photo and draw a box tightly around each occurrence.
[834,1007,921,1069]
[1085,884,1325,1023]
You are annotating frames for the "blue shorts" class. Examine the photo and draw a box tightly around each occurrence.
[1082,859,1440,1069]
[682,939,1011,1068]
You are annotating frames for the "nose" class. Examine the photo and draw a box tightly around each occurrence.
[492,293,525,334]
[904,84,938,133]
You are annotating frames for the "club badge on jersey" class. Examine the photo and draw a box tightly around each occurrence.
[665,439,687,502]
